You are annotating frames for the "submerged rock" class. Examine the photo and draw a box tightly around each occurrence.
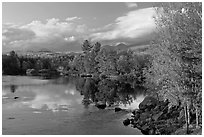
[115,107,122,112]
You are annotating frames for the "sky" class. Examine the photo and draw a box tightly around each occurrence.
[2,2,161,52]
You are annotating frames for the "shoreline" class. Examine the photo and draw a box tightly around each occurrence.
[123,96,202,135]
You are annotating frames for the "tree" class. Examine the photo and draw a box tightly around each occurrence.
[144,2,202,132]
[2,51,21,75]
[22,61,31,71]
[42,58,51,69]
[117,50,134,75]
[35,59,43,70]
[92,42,101,53]
[72,54,86,74]
[81,40,93,53]
[95,47,118,76]
[82,42,102,74]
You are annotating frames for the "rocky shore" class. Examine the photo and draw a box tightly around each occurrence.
[123,96,187,135]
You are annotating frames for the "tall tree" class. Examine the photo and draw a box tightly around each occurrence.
[144,2,202,132]
[95,47,118,76]
[81,40,93,53]
[2,51,21,75]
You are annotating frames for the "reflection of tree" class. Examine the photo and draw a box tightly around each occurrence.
[74,77,99,108]
[75,77,86,95]
[96,79,116,104]
[82,78,99,108]
[116,82,135,105]
[10,85,18,93]
[74,77,146,108]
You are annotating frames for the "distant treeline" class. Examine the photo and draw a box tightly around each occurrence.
[2,41,151,86]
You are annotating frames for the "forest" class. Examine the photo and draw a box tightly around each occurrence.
[2,2,202,134]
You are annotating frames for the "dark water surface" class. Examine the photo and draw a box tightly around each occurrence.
[2,76,145,135]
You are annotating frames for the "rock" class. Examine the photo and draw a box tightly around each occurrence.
[96,104,106,109]
[14,96,19,99]
[123,118,130,126]
[154,106,160,111]
[115,107,122,112]
[139,112,151,121]
[80,74,93,77]
[141,130,149,135]
[152,111,163,121]
[155,129,161,135]
[144,108,150,112]
[138,119,146,126]
[140,125,150,135]
[130,118,134,124]
[149,128,156,135]
[124,96,185,135]
[132,109,139,115]
[164,99,170,106]
[134,112,140,121]
[170,110,180,118]
[95,101,106,109]
[137,109,144,114]
[139,96,158,111]
[8,117,15,119]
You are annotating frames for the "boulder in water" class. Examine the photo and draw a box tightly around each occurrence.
[123,118,130,126]
[95,101,106,109]
[14,96,19,99]
[115,107,122,112]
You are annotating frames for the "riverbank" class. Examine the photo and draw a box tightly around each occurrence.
[123,96,202,135]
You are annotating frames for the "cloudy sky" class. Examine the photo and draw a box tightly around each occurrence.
[2,2,161,52]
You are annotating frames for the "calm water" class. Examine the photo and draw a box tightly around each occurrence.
[2,76,145,135]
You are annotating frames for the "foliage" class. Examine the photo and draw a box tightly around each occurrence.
[117,50,134,75]
[95,47,118,76]
[81,40,93,53]
[2,51,21,75]
[144,2,202,129]
[71,54,86,74]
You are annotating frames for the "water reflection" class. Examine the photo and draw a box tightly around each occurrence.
[74,77,146,109]
[3,77,82,113]
[10,85,17,93]
[2,76,146,113]
[2,76,145,135]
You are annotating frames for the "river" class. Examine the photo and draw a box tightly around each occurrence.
[2,76,145,135]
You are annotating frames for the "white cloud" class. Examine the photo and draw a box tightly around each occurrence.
[21,19,74,37]
[66,16,81,21]
[2,18,87,52]
[125,2,138,8]
[2,24,35,46]
[2,8,159,52]
[90,7,157,42]
[64,36,76,42]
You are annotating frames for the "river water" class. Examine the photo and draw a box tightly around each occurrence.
[2,76,145,135]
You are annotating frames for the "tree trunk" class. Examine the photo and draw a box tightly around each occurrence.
[156,92,159,100]
[195,104,199,128]
[187,103,190,126]
[184,105,189,134]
